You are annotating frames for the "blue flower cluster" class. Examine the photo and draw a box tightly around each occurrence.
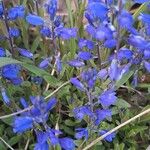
[0,0,150,149]
[12,96,75,150]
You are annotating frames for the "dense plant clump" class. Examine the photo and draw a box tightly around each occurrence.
[0,0,150,149]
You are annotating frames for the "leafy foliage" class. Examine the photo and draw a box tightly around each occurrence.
[0,0,150,150]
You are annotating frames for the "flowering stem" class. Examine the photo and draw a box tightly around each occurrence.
[82,107,150,150]
[115,0,122,57]
[1,1,14,56]
[35,0,39,15]
[96,43,102,70]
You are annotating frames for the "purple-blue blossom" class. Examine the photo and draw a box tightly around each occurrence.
[2,64,21,80]
[144,61,150,72]
[13,116,33,133]
[99,90,117,108]
[9,27,20,38]
[40,27,51,37]
[78,51,93,60]
[75,128,89,140]
[78,39,94,50]
[118,10,133,30]
[59,138,75,150]
[8,5,25,20]
[68,59,85,67]
[26,14,44,26]
[0,47,6,57]
[1,88,10,105]
[0,4,3,16]
[38,58,51,69]
[18,48,33,59]
[73,106,93,120]
[95,109,112,125]
[70,78,85,91]
[86,2,108,22]
[45,0,57,20]
[55,27,77,40]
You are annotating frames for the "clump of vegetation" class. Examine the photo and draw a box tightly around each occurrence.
[0,0,150,150]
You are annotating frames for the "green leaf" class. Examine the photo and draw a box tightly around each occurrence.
[0,141,7,150]
[127,126,148,137]
[115,98,131,109]
[0,57,61,87]
[8,135,22,146]
[115,71,134,89]
[139,105,150,123]
[0,57,20,67]
[31,36,41,52]
[65,119,76,127]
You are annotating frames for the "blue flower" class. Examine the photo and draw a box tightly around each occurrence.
[20,97,29,108]
[81,68,97,89]
[0,47,6,57]
[54,16,62,27]
[40,27,51,37]
[134,0,149,4]
[99,90,117,108]
[95,25,113,41]
[86,24,96,37]
[13,116,33,133]
[9,28,20,38]
[2,64,21,80]
[68,59,85,67]
[132,73,138,87]
[0,4,4,16]
[97,69,108,80]
[78,51,93,60]
[86,2,108,22]
[128,35,148,49]
[117,63,131,80]
[75,128,89,140]
[70,78,85,91]
[144,61,150,72]
[48,129,59,145]
[108,59,119,81]
[55,27,77,40]
[99,130,116,142]
[46,97,57,111]
[144,49,150,59]
[26,14,44,26]
[59,138,75,150]
[139,13,150,24]
[8,5,25,20]
[45,0,57,20]
[11,77,23,85]
[104,39,116,48]
[55,54,62,73]
[78,39,94,50]
[118,10,133,30]
[1,88,10,105]
[117,48,133,60]
[73,106,93,120]
[29,96,57,123]
[34,131,49,150]
[18,48,33,59]
[38,58,51,69]
[34,140,49,150]
[95,109,112,125]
